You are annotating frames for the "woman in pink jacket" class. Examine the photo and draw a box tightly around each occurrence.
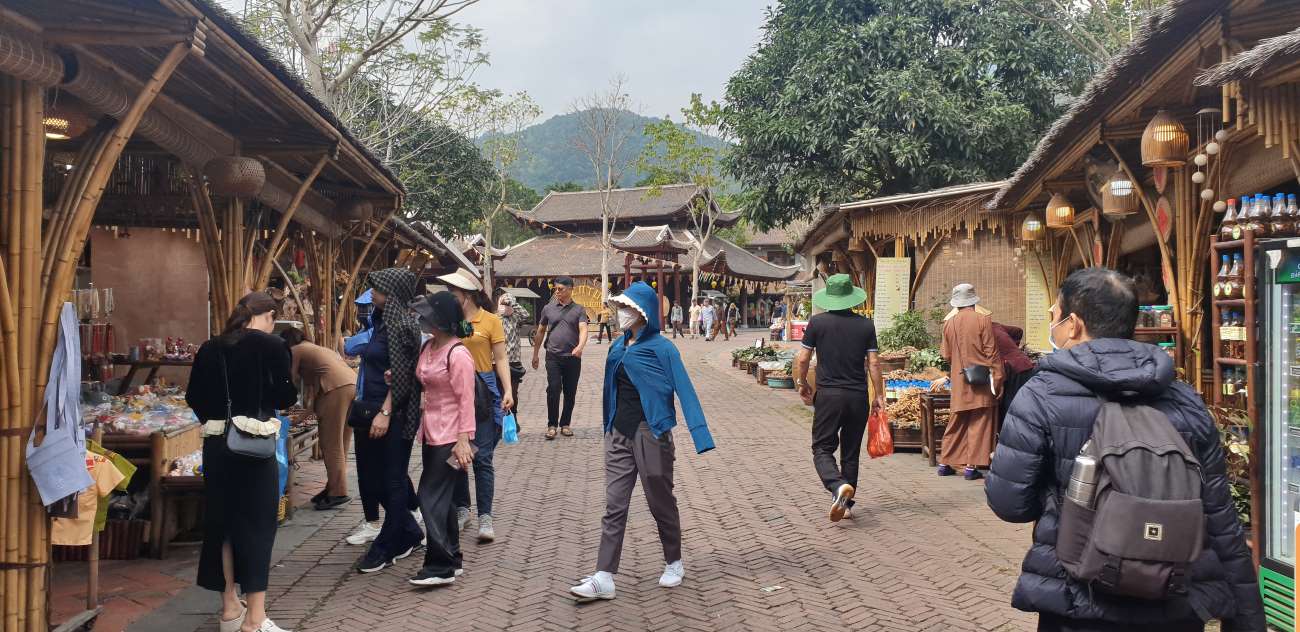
[408,291,478,587]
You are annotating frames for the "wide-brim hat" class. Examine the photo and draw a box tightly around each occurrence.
[437,269,482,293]
[950,283,980,308]
[813,273,867,311]
[410,291,463,334]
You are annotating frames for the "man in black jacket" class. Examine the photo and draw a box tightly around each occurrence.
[986,268,1263,632]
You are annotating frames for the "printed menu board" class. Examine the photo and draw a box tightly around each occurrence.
[872,257,911,332]
[1024,255,1052,351]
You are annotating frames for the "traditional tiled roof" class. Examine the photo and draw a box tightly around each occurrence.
[516,184,741,227]
[610,225,695,253]
[697,234,799,282]
[745,220,809,248]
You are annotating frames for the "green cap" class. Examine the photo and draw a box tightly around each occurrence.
[813,274,868,311]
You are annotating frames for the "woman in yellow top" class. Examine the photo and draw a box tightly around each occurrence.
[437,269,514,543]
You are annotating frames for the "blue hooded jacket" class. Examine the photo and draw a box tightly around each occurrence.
[604,282,715,454]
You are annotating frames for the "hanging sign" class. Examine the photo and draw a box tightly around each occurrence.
[1153,167,1168,195]
[1024,253,1052,352]
[872,257,911,332]
[1155,196,1173,243]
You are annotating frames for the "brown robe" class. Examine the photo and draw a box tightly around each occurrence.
[939,308,1003,468]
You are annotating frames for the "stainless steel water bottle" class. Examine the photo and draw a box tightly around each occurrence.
[1065,442,1099,509]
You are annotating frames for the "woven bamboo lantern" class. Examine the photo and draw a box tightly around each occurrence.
[1140,109,1188,167]
[1020,214,1045,243]
[1101,172,1138,219]
[847,236,868,252]
[204,156,266,198]
[1045,192,1075,228]
[340,198,374,220]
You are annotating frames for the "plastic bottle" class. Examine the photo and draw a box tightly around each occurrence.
[1271,192,1291,237]
[1220,198,1238,241]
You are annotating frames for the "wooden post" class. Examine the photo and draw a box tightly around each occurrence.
[253,153,330,290]
[332,209,399,344]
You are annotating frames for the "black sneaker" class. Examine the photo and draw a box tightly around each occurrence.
[313,495,351,510]
[408,569,456,587]
[392,545,416,562]
[356,550,390,574]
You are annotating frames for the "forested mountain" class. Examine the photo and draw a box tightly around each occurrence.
[484,109,728,192]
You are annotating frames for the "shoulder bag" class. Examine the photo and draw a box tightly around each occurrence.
[219,347,278,460]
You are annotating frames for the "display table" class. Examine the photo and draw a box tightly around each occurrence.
[100,423,203,558]
[919,392,951,466]
[115,358,193,395]
[282,425,319,521]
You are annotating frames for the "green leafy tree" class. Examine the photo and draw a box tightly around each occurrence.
[723,0,1092,228]
[638,94,731,308]
[475,178,539,248]
[542,181,585,193]
[477,92,542,288]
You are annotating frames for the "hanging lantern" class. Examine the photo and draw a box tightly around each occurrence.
[42,104,92,140]
[1201,188,1215,201]
[848,237,868,252]
[1215,129,1228,142]
[1191,171,1206,184]
[1101,173,1138,220]
[204,156,266,198]
[1045,192,1076,228]
[340,199,374,221]
[1140,109,1188,167]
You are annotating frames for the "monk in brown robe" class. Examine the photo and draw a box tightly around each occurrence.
[937,283,1002,480]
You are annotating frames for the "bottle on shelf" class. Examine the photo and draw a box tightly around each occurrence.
[1215,254,1231,298]
[1270,192,1291,237]
[1289,384,1300,428]
[1219,198,1239,241]
[1224,366,1237,403]
[1252,194,1273,237]
[1288,194,1299,228]
[1226,253,1245,299]
[1237,367,1249,408]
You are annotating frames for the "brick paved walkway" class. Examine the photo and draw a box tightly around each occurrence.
[146,331,1037,632]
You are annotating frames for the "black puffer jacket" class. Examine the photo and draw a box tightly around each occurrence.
[985,339,1264,630]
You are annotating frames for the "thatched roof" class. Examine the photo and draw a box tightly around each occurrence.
[1196,27,1300,86]
[517,184,741,228]
[843,181,1006,211]
[987,0,1225,212]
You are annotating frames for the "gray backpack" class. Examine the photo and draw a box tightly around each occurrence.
[1056,401,1205,600]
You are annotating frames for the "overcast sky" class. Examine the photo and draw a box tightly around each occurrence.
[457,0,770,120]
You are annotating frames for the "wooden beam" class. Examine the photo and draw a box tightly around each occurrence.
[254,152,330,290]
[1105,140,1182,321]
[333,208,398,343]
[245,142,339,158]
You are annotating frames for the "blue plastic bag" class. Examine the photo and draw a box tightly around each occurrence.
[276,415,290,497]
[502,414,519,445]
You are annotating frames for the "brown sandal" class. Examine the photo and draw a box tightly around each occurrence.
[545,427,557,440]
[560,427,574,437]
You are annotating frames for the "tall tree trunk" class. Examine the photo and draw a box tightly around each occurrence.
[599,167,612,299]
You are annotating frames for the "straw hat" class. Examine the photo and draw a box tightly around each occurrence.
[949,283,980,308]
[436,269,482,293]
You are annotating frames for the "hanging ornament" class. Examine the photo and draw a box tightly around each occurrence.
[1206,142,1220,155]
[1193,153,1208,167]
[1201,188,1215,201]
[1215,129,1228,142]
[1191,171,1206,184]
[1213,200,1227,212]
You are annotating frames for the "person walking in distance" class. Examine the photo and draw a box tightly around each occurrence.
[700,299,717,341]
[406,292,478,587]
[569,282,714,601]
[793,274,884,523]
[280,328,356,511]
[532,276,588,440]
[594,306,613,344]
[986,268,1263,631]
[669,301,684,339]
[438,269,514,543]
[494,288,528,430]
[688,299,702,340]
[726,301,740,339]
[186,292,299,632]
[936,284,1002,481]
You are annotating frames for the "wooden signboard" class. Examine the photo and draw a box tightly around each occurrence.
[872,257,911,332]
[1025,255,1053,351]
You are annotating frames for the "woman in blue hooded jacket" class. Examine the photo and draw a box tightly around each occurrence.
[570,282,714,601]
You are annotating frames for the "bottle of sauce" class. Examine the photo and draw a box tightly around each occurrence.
[1219,198,1239,241]
[1227,253,1245,298]
[1288,194,1299,229]
[1215,254,1230,297]
[1270,192,1291,237]
[1252,194,1273,237]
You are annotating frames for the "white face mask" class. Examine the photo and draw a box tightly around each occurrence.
[618,308,641,330]
[1048,315,1069,351]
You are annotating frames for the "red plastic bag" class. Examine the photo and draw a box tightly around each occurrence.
[867,409,894,458]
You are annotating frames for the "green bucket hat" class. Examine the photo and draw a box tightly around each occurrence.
[813,274,867,311]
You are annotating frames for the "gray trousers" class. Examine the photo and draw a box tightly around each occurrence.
[597,422,681,573]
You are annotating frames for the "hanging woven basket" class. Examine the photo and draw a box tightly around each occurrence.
[1141,109,1188,168]
[1020,214,1045,243]
[1045,192,1075,229]
[340,199,374,221]
[1101,173,1139,220]
[203,156,265,198]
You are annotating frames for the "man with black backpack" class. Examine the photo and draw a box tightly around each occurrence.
[986,268,1263,632]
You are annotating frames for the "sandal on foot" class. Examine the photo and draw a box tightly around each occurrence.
[545,427,557,440]
[560,427,574,437]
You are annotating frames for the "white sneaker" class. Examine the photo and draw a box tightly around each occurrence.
[345,521,381,546]
[659,560,684,588]
[218,604,245,632]
[477,514,495,543]
[570,571,616,601]
[252,618,291,632]
[456,507,471,531]
[412,509,424,526]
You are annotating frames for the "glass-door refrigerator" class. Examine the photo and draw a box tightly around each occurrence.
[1260,238,1300,630]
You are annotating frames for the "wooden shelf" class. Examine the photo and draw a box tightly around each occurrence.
[1215,357,1248,366]
[1134,327,1178,335]
[1213,239,1246,251]
[1214,299,1249,307]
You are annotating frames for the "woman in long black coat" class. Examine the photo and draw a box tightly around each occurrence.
[187,292,298,632]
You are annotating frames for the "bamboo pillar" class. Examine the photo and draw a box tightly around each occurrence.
[253,153,330,290]
[332,209,399,344]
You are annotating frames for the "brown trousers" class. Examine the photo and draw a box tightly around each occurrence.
[939,406,997,468]
[597,422,681,573]
[315,384,355,496]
